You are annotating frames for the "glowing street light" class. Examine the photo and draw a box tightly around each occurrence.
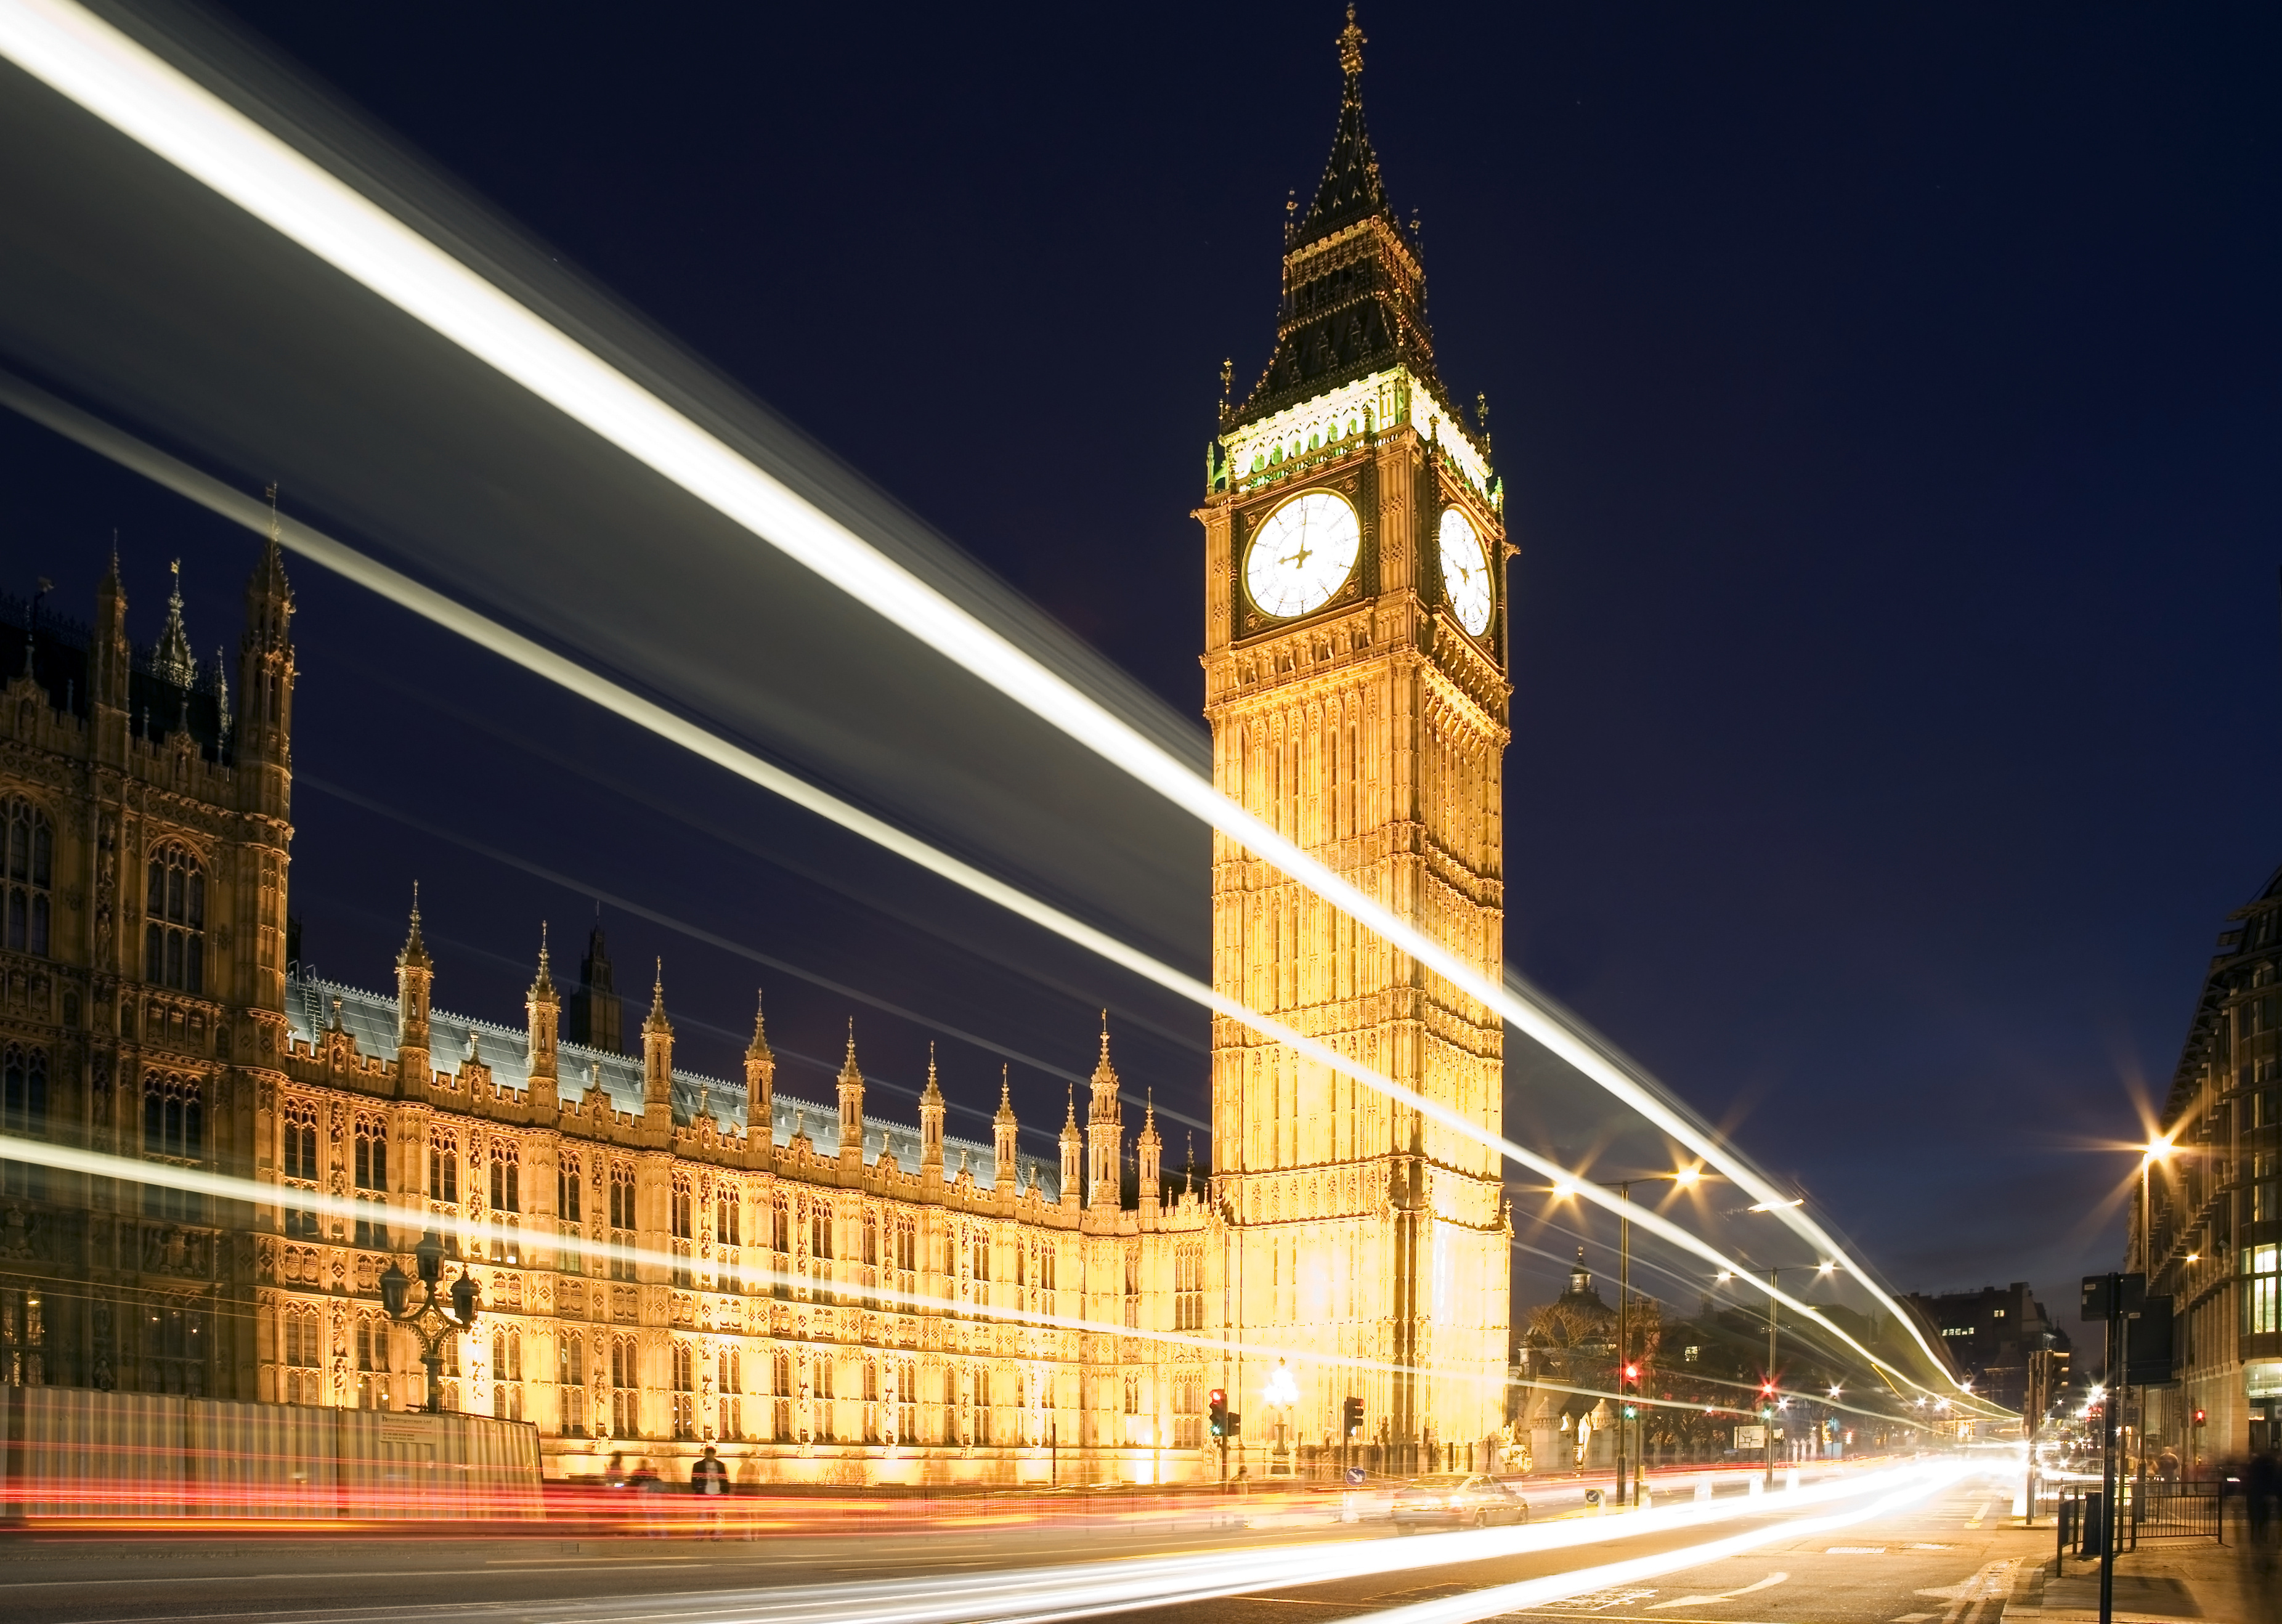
[1551,1168,1715,1507]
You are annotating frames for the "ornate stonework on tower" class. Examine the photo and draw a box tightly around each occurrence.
[1198,7,1513,1469]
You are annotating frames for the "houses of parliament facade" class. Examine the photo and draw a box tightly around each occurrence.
[0,14,1512,1485]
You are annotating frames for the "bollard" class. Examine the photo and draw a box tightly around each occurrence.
[1694,1479,1712,1504]
[1747,1476,1763,1498]
[1785,1468,1799,1493]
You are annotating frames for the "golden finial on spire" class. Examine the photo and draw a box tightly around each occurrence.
[265,481,282,543]
[1338,4,1365,81]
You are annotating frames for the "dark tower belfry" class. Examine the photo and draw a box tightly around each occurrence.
[1229,4,1443,428]
[569,919,622,1054]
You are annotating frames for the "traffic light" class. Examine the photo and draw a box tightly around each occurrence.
[1623,1364,1639,1383]
[1623,1405,1637,1420]
[2194,1408,2207,1427]
[1208,1388,1227,1439]
[1342,1395,1363,1438]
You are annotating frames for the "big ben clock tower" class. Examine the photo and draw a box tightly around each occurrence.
[1200,10,1511,1471]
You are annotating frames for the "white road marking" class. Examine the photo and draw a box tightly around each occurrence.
[1648,1570,1789,1609]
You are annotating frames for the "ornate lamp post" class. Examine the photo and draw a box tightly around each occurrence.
[378,1229,482,1413]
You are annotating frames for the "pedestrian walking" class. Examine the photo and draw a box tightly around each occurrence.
[627,1458,665,1538]
[691,1445,731,1540]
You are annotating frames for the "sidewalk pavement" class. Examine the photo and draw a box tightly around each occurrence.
[2002,1538,2278,1621]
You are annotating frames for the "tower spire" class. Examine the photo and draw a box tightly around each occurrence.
[398,880,429,968]
[640,958,673,1116]
[993,1063,1018,1193]
[1228,4,1445,426]
[744,988,776,1150]
[530,919,555,997]
[526,921,560,1098]
[153,558,196,688]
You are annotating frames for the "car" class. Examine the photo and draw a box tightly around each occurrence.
[1391,1472,1529,1532]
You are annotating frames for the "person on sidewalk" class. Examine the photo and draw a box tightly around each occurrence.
[691,1445,731,1540]
[627,1458,665,1537]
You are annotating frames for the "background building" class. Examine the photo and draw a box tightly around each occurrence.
[1899,1282,2068,1414]
[2137,861,2282,1461]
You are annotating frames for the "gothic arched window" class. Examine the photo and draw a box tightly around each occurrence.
[353,1120,388,1249]
[0,1045,47,1200]
[142,843,205,994]
[3,799,51,958]
[280,1100,320,1238]
[1,1045,47,1138]
[142,1071,205,1221]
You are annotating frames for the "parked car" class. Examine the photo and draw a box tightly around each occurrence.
[1391,1472,1529,1532]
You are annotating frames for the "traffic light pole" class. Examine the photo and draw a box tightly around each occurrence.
[1615,1183,1630,1507]
[1766,1267,1779,1489]
[2101,1273,2119,1624]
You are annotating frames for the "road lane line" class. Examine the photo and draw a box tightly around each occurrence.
[1647,1569,1787,1609]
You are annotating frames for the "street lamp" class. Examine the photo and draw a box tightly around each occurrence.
[1718,1257,1835,1488]
[377,1229,482,1413]
[1550,1168,1712,1506]
[1265,1358,1299,1476]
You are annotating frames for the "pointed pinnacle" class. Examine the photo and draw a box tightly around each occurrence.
[530,921,556,996]
[398,881,429,968]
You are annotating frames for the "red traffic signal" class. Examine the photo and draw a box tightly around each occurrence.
[1761,1381,1776,1395]
[2194,1408,2207,1426]
[1623,1364,1639,1382]
[1208,1388,1228,1438]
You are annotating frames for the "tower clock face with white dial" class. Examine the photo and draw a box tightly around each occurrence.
[1439,507,1492,636]
[1245,490,1362,619]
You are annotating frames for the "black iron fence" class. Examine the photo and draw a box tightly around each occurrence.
[2054,1480,2222,1557]
[2134,1480,2223,1541]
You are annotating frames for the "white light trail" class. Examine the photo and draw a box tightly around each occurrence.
[0,375,1985,1418]
[0,0,1979,1407]
[0,1127,1929,1432]
[0,1131,1441,1391]
[259,1460,1968,1624]
[1333,1463,1968,1624]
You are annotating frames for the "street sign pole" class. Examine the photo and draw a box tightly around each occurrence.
[2101,1277,2118,1624]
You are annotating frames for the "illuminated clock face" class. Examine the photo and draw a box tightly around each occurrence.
[1439,508,1492,636]
[1245,491,1361,619]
